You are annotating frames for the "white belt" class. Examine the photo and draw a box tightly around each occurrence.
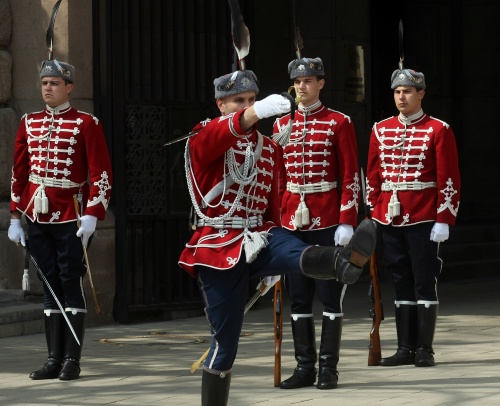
[287,181,337,194]
[381,180,437,191]
[196,215,262,229]
[29,173,83,189]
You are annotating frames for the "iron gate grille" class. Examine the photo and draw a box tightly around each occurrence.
[92,0,247,323]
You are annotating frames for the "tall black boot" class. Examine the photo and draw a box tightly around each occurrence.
[317,314,342,390]
[58,309,86,380]
[29,310,64,379]
[201,369,231,406]
[280,316,317,389]
[380,303,417,366]
[415,302,438,367]
[300,219,376,284]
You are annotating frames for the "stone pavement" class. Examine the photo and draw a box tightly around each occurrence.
[0,277,499,406]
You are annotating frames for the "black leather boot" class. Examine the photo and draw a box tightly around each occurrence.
[415,302,438,367]
[29,310,64,379]
[300,219,376,284]
[59,310,86,380]
[317,315,342,390]
[280,316,317,389]
[201,369,231,406]
[380,303,417,366]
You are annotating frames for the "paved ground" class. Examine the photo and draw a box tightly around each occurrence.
[0,277,499,405]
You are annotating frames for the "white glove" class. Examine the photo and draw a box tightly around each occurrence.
[76,215,98,246]
[253,94,291,119]
[8,218,26,246]
[334,224,354,246]
[430,222,449,243]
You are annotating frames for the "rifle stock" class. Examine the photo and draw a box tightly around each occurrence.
[273,279,283,387]
[368,252,384,366]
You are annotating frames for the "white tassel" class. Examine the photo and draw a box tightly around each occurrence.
[294,204,303,228]
[34,194,42,213]
[301,197,310,226]
[388,190,400,218]
[22,269,30,291]
[243,231,270,263]
[41,189,49,214]
[272,120,293,147]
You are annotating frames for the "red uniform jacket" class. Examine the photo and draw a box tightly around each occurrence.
[273,103,359,231]
[178,110,285,276]
[366,111,461,226]
[10,103,113,223]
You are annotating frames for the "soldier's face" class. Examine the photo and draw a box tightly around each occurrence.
[393,86,424,116]
[41,77,73,107]
[216,91,256,115]
[293,76,324,107]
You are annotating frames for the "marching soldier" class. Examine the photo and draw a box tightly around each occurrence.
[178,69,375,405]
[177,2,374,404]
[366,66,461,367]
[273,57,360,390]
[7,2,112,380]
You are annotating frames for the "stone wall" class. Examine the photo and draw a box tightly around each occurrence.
[0,0,115,328]
[0,0,19,290]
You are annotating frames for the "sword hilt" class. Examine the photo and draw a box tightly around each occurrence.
[73,195,81,227]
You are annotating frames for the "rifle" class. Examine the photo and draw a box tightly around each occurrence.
[368,252,384,365]
[360,168,384,366]
[273,278,283,387]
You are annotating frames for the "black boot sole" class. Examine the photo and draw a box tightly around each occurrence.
[348,219,376,268]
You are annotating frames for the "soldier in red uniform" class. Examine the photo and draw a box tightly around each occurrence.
[273,57,360,390]
[178,69,376,405]
[8,58,113,380]
[366,68,460,367]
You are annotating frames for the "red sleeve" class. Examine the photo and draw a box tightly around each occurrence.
[10,117,30,212]
[336,116,359,226]
[435,124,461,225]
[82,117,113,220]
[264,142,285,226]
[190,110,254,166]
[366,125,382,213]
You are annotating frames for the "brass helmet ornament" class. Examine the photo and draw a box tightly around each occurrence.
[288,85,301,105]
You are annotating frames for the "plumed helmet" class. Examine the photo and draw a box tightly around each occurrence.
[40,0,75,83]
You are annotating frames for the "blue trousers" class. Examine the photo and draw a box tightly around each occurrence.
[197,227,311,373]
[380,222,442,302]
[27,219,87,310]
[284,227,346,314]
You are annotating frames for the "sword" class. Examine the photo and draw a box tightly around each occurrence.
[163,131,199,147]
[73,195,101,314]
[28,250,80,346]
[190,275,281,373]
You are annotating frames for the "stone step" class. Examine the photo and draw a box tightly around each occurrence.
[0,300,44,338]
[0,289,24,303]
